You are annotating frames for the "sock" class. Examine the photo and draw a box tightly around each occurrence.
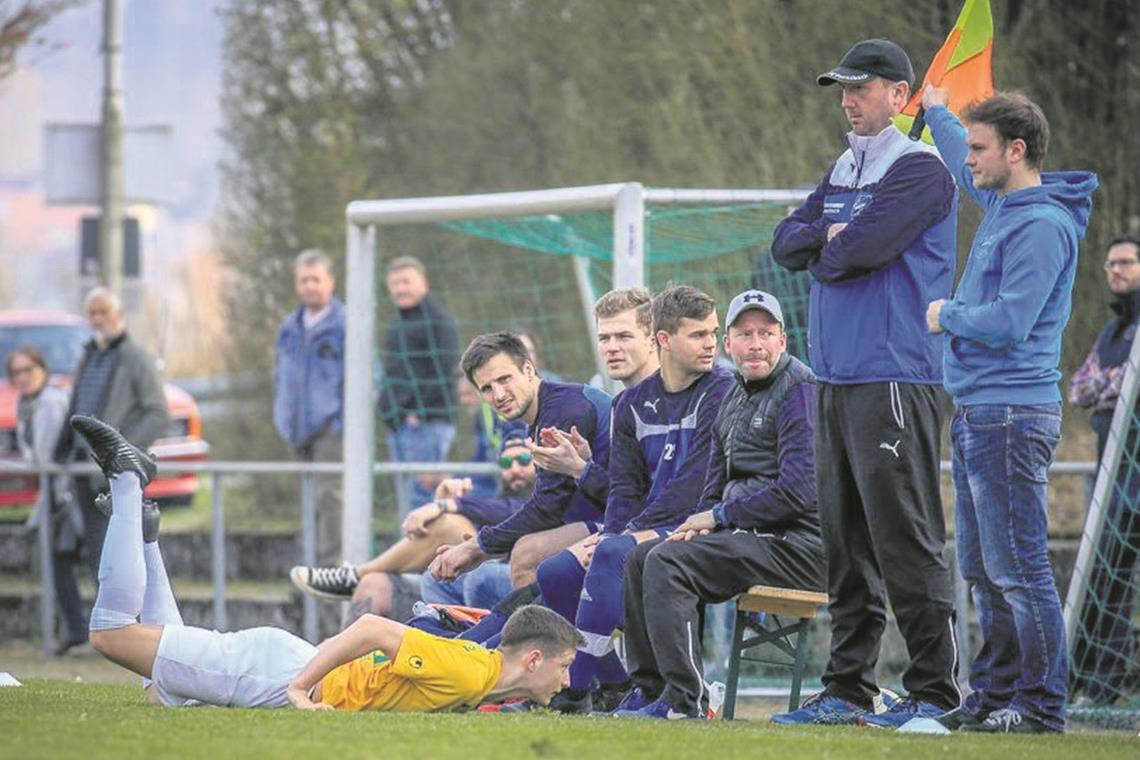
[570,651,599,691]
[89,474,146,631]
[597,651,629,685]
[535,550,586,623]
[141,542,183,627]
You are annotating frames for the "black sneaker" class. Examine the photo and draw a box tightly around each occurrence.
[959,707,1058,734]
[935,705,985,731]
[593,680,632,714]
[290,564,359,600]
[93,492,161,543]
[548,687,593,715]
[70,415,157,487]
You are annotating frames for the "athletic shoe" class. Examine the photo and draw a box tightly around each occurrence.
[548,687,593,715]
[933,705,986,731]
[770,693,868,725]
[959,707,1057,734]
[593,680,633,714]
[290,564,359,600]
[859,697,946,728]
[614,698,705,720]
[602,686,652,715]
[69,415,157,487]
[93,492,161,543]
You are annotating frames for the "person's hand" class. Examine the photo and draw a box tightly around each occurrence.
[435,477,473,500]
[926,299,946,334]
[402,501,445,539]
[287,685,333,711]
[826,223,847,242]
[921,84,950,110]
[566,533,602,568]
[531,427,589,477]
[669,510,716,542]
[428,537,485,581]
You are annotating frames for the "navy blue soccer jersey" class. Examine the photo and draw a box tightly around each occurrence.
[476,380,611,555]
[603,366,733,533]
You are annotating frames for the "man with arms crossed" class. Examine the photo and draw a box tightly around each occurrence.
[771,38,961,727]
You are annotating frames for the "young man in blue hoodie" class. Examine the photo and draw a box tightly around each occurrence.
[771,39,961,728]
[922,87,1099,734]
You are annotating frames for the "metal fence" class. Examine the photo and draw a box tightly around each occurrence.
[1,458,1097,682]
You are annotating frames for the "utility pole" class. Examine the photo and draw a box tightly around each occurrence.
[99,0,125,297]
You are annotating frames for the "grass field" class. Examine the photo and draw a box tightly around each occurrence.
[1,680,1136,760]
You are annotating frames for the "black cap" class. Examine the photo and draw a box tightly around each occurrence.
[817,39,914,87]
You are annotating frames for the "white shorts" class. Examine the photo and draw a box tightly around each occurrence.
[151,625,317,708]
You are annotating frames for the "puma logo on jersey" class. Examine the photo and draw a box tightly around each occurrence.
[643,399,660,414]
[879,440,901,458]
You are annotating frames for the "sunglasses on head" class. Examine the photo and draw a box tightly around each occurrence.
[499,451,534,469]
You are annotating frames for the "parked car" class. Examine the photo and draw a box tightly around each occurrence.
[0,310,208,507]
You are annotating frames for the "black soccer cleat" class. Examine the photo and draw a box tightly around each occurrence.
[70,415,158,487]
[93,492,161,543]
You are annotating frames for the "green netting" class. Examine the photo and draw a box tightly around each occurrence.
[1068,365,1140,729]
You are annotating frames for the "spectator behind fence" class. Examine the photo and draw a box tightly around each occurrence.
[52,287,170,585]
[9,346,86,655]
[1067,234,1140,708]
[925,86,1098,733]
[289,423,535,621]
[380,256,460,515]
[770,39,960,728]
[273,249,346,566]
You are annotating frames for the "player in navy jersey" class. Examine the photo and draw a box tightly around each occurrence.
[534,286,734,713]
[429,332,612,588]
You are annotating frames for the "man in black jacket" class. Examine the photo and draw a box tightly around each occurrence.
[614,290,824,720]
[380,256,461,516]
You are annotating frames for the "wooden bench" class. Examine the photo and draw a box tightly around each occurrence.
[722,584,828,720]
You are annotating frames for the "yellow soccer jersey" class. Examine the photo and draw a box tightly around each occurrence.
[318,628,502,712]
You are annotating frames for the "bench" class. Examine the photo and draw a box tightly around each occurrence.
[722,584,828,720]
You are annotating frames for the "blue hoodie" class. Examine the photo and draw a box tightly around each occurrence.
[926,104,1099,405]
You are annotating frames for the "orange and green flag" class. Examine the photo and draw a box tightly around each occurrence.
[894,0,994,142]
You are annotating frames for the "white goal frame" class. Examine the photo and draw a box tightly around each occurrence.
[341,182,809,563]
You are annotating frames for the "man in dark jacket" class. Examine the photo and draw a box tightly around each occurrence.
[615,290,823,720]
[379,256,460,515]
[1067,235,1140,709]
[273,249,346,566]
[55,287,170,582]
[771,39,960,727]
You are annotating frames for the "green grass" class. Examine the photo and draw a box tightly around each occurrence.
[0,681,1135,760]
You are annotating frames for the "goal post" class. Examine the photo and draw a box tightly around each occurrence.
[341,182,809,565]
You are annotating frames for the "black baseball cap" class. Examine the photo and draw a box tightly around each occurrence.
[817,39,914,87]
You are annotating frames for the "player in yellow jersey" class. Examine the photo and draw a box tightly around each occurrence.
[72,415,582,711]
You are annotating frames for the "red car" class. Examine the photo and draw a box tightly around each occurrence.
[0,310,209,507]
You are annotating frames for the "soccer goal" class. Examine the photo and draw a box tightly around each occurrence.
[340,182,810,563]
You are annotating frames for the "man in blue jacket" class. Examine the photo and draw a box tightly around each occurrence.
[771,39,961,727]
[922,87,1099,734]
[273,249,345,566]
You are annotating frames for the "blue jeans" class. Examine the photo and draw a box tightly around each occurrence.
[951,403,1067,731]
[419,561,513,610]
[386,420,456,516]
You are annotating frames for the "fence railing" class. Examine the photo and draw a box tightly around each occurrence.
[0,457,1097,678]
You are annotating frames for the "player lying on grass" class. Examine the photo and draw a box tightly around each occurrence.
[70,414,581,711]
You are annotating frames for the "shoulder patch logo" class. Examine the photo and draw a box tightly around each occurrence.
[408,655,424,670]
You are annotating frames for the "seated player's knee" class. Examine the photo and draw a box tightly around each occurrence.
[89,628,115,658]
[534,549,579,596]
[352,572,393,616]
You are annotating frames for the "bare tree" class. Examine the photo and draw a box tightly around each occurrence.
[0,0,87,80]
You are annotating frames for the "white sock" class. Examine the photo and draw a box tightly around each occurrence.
[89,473,146,631]
[141,541,183,627]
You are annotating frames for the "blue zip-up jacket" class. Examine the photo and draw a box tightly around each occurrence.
[605,366,734,534]
[477,380,611,556]
[771,124,957,384]
[273,299,345,450]
[926,104,1099,405]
